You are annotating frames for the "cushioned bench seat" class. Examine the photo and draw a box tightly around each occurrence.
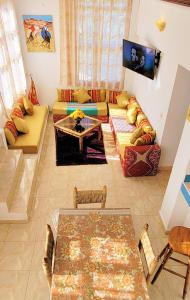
[108,103,127,118]
[109,99,161,177]
[53,101,108,122]
[9,105,48,154]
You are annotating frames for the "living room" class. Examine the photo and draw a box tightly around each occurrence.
[0,0,190,299]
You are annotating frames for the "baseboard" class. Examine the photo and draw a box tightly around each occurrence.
[159,166,172,172]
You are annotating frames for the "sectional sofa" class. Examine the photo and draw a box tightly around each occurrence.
[108,96,161,177]
[52,88,161,177]
[4,97,48,154]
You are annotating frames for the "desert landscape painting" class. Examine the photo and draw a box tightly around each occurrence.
[23,15,55,52]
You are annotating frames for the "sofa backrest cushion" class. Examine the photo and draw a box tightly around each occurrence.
[57,89,74,102]
[57,88,106,103]
[106,90,122,104]
[87,89,106,102]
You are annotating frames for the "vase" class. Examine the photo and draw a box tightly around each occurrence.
[74,117,84,132]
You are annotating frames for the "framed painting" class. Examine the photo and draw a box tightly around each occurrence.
[162,0,190,6]
[23,15,55,52]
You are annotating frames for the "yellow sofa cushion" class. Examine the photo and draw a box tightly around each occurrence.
[12,116,29,134]
[116,132,133,159]
[16,97,26,115]
[108,103,127,118]
[126,107,137,124]
[130,127,143,144]
[116,93,129,108]
[23,96,34,115]
[73,89,91,103]
[8,105,48,153]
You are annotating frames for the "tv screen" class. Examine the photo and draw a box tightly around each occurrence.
[123,40,160,80]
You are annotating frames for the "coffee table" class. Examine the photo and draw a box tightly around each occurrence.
[54,115,102,152]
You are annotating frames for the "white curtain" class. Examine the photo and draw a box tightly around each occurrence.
[60,0,132,90]
[0,0,26,110]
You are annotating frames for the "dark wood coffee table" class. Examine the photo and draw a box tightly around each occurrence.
[54,115,102,152]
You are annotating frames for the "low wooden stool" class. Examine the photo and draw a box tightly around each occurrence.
[151,226,190,299]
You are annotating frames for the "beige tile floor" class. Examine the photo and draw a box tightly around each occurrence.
[0,116,189,300]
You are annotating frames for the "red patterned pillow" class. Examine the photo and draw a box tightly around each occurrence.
[87,89,106,102]
[57,89,74,102]
[4,120,18,145]
[11,106,24,119]
[107,90,122,104]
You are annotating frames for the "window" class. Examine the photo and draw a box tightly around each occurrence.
[0,0,26,109]
[60,0,132,89]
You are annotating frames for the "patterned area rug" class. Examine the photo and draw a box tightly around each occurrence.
[55,129,107,166]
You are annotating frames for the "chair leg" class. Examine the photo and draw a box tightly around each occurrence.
[151,246,173,284]
[183,257,190,299]
[158,243,170,259]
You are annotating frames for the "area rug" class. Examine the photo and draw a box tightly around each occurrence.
[55,129,107,166]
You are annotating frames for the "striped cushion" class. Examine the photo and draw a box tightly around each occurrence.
[11,106,24,119]
[138,118,153,132]
[88,89,106,102]
[107,90,122,104]
[4,120,18,145]
[17,97,26,115]
[57,89,74,102]
[134,132,155,146]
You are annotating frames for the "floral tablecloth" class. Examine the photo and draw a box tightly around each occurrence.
[51,209,149,300]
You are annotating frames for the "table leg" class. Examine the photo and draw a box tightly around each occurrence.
[98,126,102,140]
[79,137,83,152]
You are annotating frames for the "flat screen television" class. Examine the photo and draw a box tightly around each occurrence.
[123,39,161,80]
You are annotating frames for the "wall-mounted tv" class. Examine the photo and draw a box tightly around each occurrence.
[123,39,161,80]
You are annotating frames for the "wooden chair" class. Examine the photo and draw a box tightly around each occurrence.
[151,226,190,299]
[73,185,107,209]
[42,224,55,288]
[138,224,159,283]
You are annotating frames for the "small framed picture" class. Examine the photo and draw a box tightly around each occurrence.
[162,0,190,6]
[23,15,55,52]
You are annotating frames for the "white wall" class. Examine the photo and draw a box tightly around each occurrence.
[13,0,60,107]
[125,0,190,166]
[160,115,190,230]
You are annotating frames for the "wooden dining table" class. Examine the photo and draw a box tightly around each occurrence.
[51,208,149,300]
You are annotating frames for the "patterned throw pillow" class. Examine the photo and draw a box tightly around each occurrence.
[130,127,143,144]
[134,131,156,146]
[16,97,26,115]
[23,96,34,115]
[128,96,140,109]
[12,116,29,133]
[57,89,74,102]
[136,112,146,127]
[73,89,91,103]
[11,106,24,119]
[138,118,153,133]
[106,90,122,104]
[87,89,106,102]
[116,93,129,108]
[4,120,18,145]
[126,107,137,124]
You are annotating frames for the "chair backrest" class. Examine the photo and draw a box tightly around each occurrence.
[43,224,55,288]
[73,185,107,208]
[138,224,159,282]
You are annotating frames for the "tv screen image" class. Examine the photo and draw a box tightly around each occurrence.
[123,40,160,80]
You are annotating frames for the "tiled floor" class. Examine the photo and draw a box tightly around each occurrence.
[0,117,189,300]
